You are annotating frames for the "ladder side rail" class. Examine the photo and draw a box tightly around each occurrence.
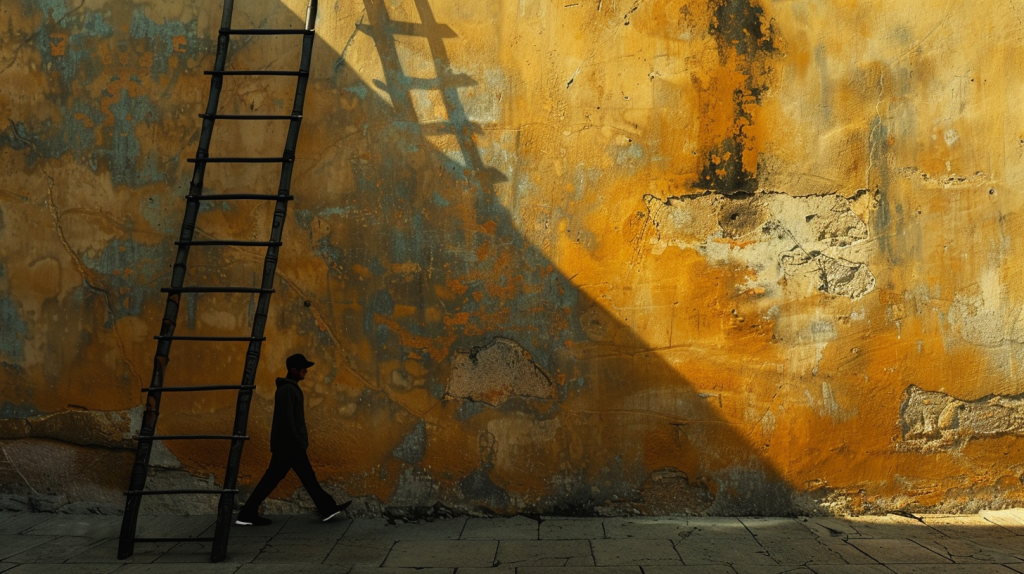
[118,0,236,560]
[211,1,317,562]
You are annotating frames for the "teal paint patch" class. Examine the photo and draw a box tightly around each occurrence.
[104,88,161,187]
[392,420,427,464]
[128,8,204,79]
[80,238,169,323]
[0,289,29,364]
[35,4,114,83]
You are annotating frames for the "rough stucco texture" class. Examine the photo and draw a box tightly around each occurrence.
[2,0,1024,516]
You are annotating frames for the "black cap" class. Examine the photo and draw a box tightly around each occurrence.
[286,353,315,370]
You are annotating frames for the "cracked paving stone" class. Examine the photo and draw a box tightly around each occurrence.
[641,566,737,574]
[206,515,288,538]
[516,567,641,574]
[674,534,775,565]
[920,516,1020,539]
[4,535,106,563]
[22,515,121,538]
[236,565,340,573]
[740,518,818,539]
[383,540,498,568]
[0,535,54,561]
[274,515,352,541]
[591,539,682,566]
[462,517,539,540]
[839,516,942,539]
[0,513,57,535]
[603,518,693,540]
[136,515,217,540]
[70,538,175,563]
[254,540,336,564]
[456,567,517,574]
[1,565,122,573]
[754,534,870,565]
[982,511,1024,536]
[496,539,594,567]
[913,537,1022,563]
[344,518,467,541]
[807,566,907,574]
[323,539,394,566]
[111,564,244,573]
[846,539,951,564]
[154,536,270,563]
[348,567,453,574]
[539,518,605,540]
[732,566,816,574]
[971,537,1024,559]
[887,565,1021,574]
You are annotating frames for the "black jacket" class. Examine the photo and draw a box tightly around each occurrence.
[270,377,309,452]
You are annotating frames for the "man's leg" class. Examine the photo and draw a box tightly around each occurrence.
[290,449,338,515]
[238,451,293,519]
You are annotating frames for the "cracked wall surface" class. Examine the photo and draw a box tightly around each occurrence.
[3,0,1024,516]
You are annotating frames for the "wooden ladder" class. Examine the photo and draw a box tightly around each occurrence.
[117,0,319,563]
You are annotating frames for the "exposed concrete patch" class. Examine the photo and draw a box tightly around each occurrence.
[639,467,713,514]
[392,420,427,464]
[899,385,1024,451]
[447,338,555,406]
[645,191,874,299]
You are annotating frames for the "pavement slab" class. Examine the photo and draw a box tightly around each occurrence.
[22,515,121,538]
[153,536,270,564]
[496,539,593,567]
[921,515,1020,539]
[253,540,336,564]
[4,565,122,574]
[887,565,1019,574]
[640,566,737,574]
[0,514,56,535]
[0,535,54,561]
[591,539,682,566]
[602,519,693,541]
[345,518,466,541]
[539,519,605,540]
[114,564,244,573]
[754,535,868,565]
[732,567,815,574]
[324,539,394,567]
[806,566,894,574]
[520,564,638,568]
[846,538,951,564]
[4,535,107,563]
[349,568,452,574]
[72,538,175,564]
[383,540,498,568]
[462,517,539,540]
[913,536,1022,563]
[674,534,775,566]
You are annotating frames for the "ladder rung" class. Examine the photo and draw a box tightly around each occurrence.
[135,435,249,441]
[200,114,301,120]
[134,537,216,543]
[186,194,294,202]
[154,335,266,342]
[188,157,292,164]
[126,489,238,496]
[187,192,294,201]
[205,70,307,76]
[141,385,257,393]
[220,28,314,36]
[160,287,274,294]
[175,240,282,247]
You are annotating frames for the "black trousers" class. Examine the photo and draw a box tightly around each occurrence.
[240,449,337,515]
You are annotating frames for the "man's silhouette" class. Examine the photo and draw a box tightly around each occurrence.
[235,353,349,525]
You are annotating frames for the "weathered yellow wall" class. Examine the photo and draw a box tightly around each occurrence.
[2,0,1024,515]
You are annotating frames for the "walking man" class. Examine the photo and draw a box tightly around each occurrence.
[236,353,349,526]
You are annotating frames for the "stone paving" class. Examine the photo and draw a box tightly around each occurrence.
[5,510,1024,572]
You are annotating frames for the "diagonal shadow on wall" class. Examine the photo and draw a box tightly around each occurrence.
[135,0,804,516]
